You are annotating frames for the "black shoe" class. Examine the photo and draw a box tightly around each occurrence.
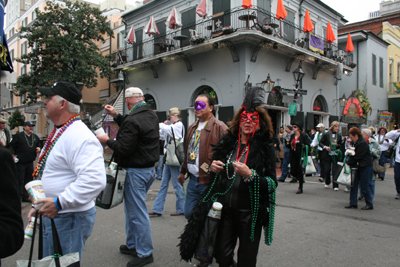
[127,254,153,267]
[296,188,303,194]
[148,212,162,216]
[278,178,285,182]
[345,205,358,209]
[318,178,324,183]
[120,245,138,257]
[361,205,373,210]
[358,196,364,201]
[289,178,298,183]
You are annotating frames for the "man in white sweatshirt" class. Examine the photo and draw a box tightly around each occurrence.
[27,82,106,260]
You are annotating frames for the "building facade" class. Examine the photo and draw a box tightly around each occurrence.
[112,0,354,135]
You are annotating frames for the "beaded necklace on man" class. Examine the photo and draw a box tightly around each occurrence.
[32,115,81,178]
[189,120,209,161]
[317,129,325,142]
[24,132,34,148]
[129,100,147,114]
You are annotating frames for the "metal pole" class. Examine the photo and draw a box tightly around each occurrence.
[336,79,339,117]
[122,71,126,115]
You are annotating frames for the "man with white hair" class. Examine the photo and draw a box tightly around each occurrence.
[311,123,325,182]
[0,118,11,147]
[27,81,106,260]
[98,87,159,267]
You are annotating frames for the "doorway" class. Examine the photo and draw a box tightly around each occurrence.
[267,109,280,136]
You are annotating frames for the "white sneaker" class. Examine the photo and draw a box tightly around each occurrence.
[334,188,339,191]
[344,188,350,192]
[324,185,329,189]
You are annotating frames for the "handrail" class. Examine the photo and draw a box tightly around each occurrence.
[112,6,353,68]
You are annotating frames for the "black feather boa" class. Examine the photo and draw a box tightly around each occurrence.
[178,130,277,262]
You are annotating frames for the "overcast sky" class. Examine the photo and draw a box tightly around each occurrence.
[320,0,383,23]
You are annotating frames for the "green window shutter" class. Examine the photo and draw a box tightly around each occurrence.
[372,54,377,86]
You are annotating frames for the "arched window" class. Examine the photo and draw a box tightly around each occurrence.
[313,95,327,112]
[191,86,218,106]
[144,94,157,110]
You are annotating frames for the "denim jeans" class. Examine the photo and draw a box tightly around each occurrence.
[379,153,388,178]
[280,152,290,180]
[152,165,184,214]
[359,179,375,199]
[394,162,400,194]
[349,165,373,207]
[184,174,209,219]
[124,167,155,258]
[42,206,96,260]
[156,155,164,179]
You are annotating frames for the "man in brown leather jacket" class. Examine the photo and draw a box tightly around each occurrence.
[178,94,228,219]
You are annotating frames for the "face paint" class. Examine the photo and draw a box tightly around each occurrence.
[194,101,207,111]
[240,111,259,123]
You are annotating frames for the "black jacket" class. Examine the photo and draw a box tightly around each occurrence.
[0,147,24,258]
[319,131,343,163]
[179,130,277,261]
[107,105,159,168]
[9,132,41,164]
[346,136,373,168]
[285,132,311,176]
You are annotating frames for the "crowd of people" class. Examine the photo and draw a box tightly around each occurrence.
[1,83,400,267]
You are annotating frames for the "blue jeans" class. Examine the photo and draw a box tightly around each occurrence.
[124,167,155,258]
[152,165,184,214]
[42,206,96,260]
[349,165,373,207]
[379,153,388,178]
[280,152,290,180]
[394,162,400,194]
[359,179,375,199]
[156,155,164,179]
[184,174,208,219]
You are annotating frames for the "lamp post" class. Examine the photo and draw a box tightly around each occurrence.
[258,73,275,92]
[292,61,305,103]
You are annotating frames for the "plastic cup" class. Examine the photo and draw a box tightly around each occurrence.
[25,180,46,210]
[94,127,106,136]
[24,217,40,240]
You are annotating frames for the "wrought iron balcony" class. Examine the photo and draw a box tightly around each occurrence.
[112,6,354,72]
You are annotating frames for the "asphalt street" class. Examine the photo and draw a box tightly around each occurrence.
[3,168,400,267]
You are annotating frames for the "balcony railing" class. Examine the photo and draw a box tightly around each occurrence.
[113,6,354,68]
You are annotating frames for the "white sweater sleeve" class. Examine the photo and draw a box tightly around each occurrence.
[159,121,185,139]
[58,137,106,211]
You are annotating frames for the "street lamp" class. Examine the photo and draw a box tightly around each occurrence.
[259,73,275,92]
[339,93,347,108]
[292,61,305,102]
[293,61,305,89]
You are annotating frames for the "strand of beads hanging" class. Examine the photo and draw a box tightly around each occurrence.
[243,169,257,183]
[248,172,260,242]
[129,100,147,114]
[264,176,277,246]
[24,132,34,147]
[202,173,237,203]
[105,114,118,139]
[32,115,81,177]
[225,142,248,180]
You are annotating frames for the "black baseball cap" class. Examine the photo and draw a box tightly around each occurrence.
[38,81,82,105]
[24,121,35,127]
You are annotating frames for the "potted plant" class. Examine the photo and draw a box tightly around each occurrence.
[349,61,357,68]
[222,25,234,34]
[261,25,273,35]
[190,34,205,45]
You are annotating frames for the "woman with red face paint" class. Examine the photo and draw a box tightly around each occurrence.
[179,87,277,267]
[286,120,311,194]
